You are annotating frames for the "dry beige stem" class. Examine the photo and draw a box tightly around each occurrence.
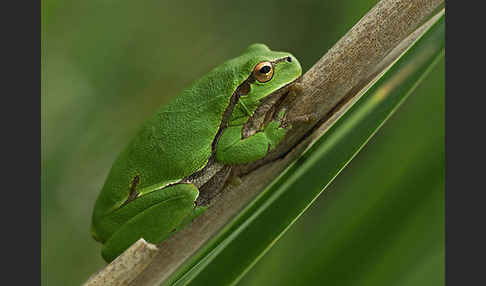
[83,1,444,285]
[84,239,159,286]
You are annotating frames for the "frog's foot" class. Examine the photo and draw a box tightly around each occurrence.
[274,107,292,129]
[99,183,204,262]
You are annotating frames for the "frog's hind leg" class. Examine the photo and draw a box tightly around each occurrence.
[100,183,205,262]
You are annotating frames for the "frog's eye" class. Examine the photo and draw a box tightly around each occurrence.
[253,61,274,83]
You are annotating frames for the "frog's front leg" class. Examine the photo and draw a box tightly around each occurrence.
[99,183,205,262]
[215,120,287,165]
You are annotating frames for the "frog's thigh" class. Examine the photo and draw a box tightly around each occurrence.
[101,183,201,262]
[216,126,270,165]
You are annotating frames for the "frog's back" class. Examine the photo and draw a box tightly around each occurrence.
[92,56,253,224]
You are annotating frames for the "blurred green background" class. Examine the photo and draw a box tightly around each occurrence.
[41,0,444,285]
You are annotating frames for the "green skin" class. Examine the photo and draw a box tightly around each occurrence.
[91,43,302,262]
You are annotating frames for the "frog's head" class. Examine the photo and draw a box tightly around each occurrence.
[239,43,302,102]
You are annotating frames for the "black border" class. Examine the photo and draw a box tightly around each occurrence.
[3,0,41,284]
[445,2,485,285]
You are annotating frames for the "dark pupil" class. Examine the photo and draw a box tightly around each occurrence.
[259,65,271,74]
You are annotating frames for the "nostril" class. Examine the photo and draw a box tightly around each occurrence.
[286,56,292,62]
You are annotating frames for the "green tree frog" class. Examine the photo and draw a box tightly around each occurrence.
[91,43,302,262]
